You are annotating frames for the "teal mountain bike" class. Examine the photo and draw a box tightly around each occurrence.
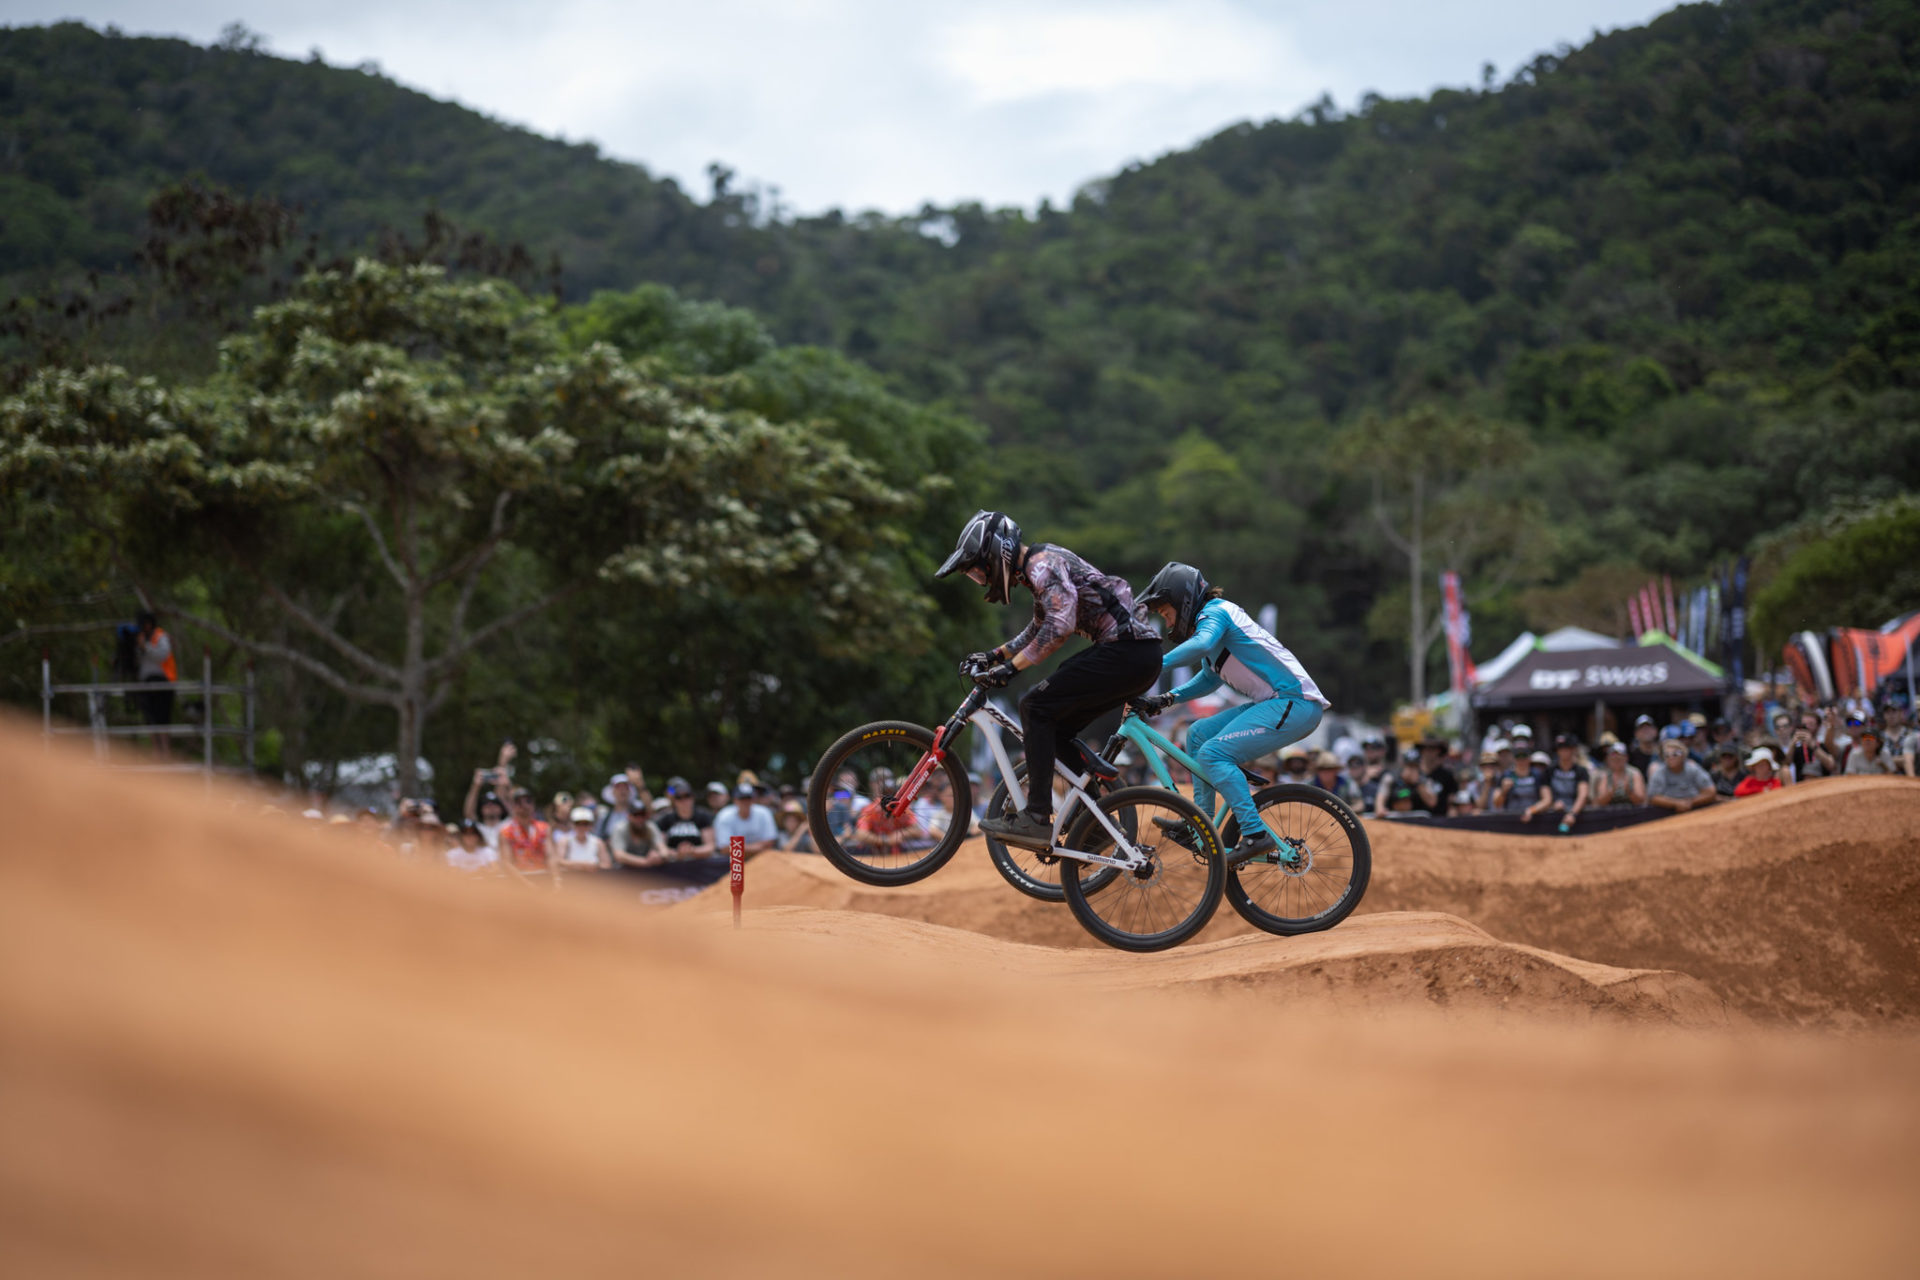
[988,697,1370,937]
[807,678,1226,951]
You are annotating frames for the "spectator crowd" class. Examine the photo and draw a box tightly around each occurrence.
[291,688,1915,884]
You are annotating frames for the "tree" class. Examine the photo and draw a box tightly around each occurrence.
[1750,498,1920,658]
[0,261,925,794]
[1335,406,1545,704]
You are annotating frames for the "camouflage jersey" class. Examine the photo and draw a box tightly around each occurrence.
[1003,545,1152,666]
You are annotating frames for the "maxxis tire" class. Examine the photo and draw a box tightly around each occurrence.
[806,720,972,887]
[1220,783,1371,936]
[1060,786,1225,952]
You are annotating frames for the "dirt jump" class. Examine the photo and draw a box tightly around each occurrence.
[3,723,1918,1277]
[694,778,1920,1026]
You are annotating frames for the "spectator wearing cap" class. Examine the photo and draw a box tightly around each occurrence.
[1708,716,1737,753]
[1882,701,1916,777]
[774,799,814,853]
[609,804,667,868]
[1627,715,1660,774]
[1646,739,1718,813]
[595,774,635,842]
[1509,723,1535,753]
[1280,747,1312,781]
[1459,749,1501,813]
[555,807,612,874]
[1734,749,1787,797]
[1494,750,1547,814]
[1843,724,1896,775]
[704,781,730,814]
[1354,737,1390,813]
[1538,735,1592,829]
[1417,737,1457,817]
[1592,742,1647,808]
[1310,750,1360,806]
[714,783,778,857]
[1708,744,1747,797]
[1373,749,1437,817]
[498,790,555,881]
[446,820,498,873]
[629,778,724,881]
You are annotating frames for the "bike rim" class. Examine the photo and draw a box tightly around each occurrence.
[818,736,961,877]
[1235,796,1359,924]
[1073,794,1217,943]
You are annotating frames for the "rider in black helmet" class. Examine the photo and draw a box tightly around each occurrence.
[936,510,1162,849]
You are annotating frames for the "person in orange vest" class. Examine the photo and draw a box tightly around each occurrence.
[135,610,177,759]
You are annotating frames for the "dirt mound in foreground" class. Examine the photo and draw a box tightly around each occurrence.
[4,724,1919,1278]
[694,906,1732,1026]
[716,778,1920,1025]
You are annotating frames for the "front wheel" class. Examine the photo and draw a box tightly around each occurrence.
[807,720,972,887]
[1061,786,1224,952]
[1218,784,1371,935]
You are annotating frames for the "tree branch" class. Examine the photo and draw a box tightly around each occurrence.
[341,499,409,592]
[1,620,123,647]
[255,577,403,683]
[429,490,513,591]
[162,604,394,704]
[1371,474,1415,557]
[430,577,589,679]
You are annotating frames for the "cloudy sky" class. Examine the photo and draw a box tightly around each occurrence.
[9,1,1678,212]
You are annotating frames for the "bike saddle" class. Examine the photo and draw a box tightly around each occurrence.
[1064,738,1122,781]
[1240,766,1271,786]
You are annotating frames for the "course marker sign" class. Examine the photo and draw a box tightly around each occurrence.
[729,835,744,928]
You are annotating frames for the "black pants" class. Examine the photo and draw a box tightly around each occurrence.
[1018,638,1163,817]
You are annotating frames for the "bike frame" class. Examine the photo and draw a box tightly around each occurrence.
[889,687,1150,870]
[1109,709,1282,842]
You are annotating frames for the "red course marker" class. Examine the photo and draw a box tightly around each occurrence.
[729,835,744,928]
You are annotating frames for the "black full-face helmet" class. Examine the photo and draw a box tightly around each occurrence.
[1137,561,1211,645]
[936,510,1024,604]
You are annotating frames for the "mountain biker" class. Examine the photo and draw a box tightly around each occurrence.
[1133,563,1331,865]
[936,510,1162,850]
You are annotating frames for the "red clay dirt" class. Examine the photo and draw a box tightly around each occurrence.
[4,724,1919,1278]
[703,777,1920,1025]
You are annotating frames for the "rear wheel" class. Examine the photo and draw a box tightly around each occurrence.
[1060,786,1224,952]
[806,721,972,887]
[1218,784,1370,935]
[984,762,1119,901]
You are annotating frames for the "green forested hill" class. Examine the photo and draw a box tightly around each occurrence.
[5,0,1919,716]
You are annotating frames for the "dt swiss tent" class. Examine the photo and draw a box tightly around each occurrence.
[1473,634,1725,711]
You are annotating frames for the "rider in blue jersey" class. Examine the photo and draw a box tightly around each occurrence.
[1135,563,1330,865]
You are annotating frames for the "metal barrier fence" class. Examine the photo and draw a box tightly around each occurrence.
[41,654,256,779]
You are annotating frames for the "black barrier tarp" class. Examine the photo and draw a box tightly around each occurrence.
[1474,640,1723,710]
[1368,806,1671,835]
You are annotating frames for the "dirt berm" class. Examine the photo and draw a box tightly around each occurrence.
[709,777,1920,1025]
[4,725,1919,1277]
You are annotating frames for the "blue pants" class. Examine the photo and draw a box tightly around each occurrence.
[1187,696,1324,839]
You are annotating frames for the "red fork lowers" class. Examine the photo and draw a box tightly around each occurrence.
[889,726,946,817]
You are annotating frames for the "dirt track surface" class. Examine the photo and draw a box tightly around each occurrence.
[713,778,1920,1025]
[4,725,1919,1277]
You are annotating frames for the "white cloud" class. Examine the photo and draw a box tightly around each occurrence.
[8,0,1683,213]
[938,2,1297,103]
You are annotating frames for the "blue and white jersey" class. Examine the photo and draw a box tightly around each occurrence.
[1163,599,1330,707]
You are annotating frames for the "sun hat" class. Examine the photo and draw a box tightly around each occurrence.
[569,806,595,824]
[1745,749,1775,768]
[1531,751,1552,765]
[1314,750,1341,769]
[1478,750,1498,765]
[1511,724,1533,738]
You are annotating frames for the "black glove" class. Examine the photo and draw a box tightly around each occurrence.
[975,661,1017,690]
[1134,693,1175,717]
[959,651,996,680]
